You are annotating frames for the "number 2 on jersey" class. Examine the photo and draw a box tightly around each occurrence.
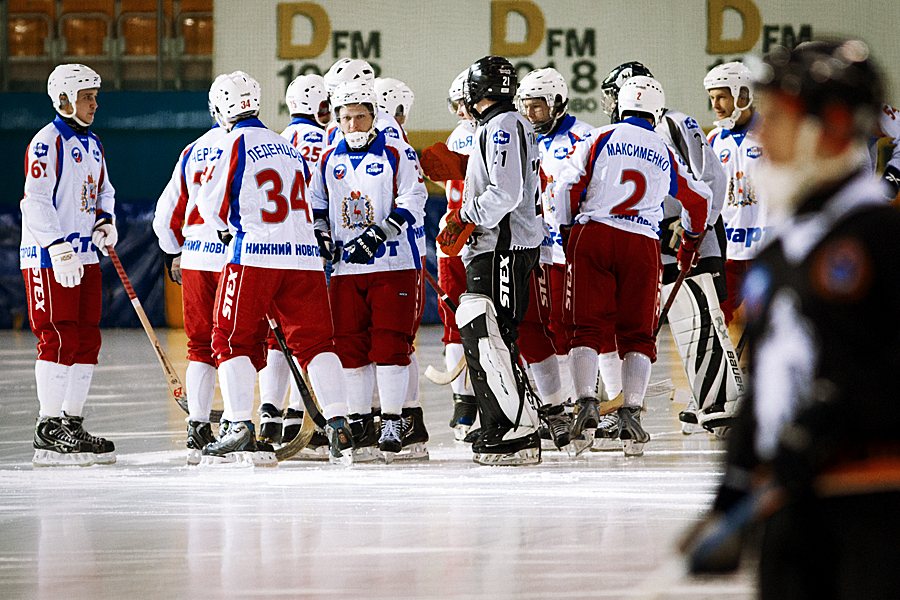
[257,169,310,224]
[611,169,646,216]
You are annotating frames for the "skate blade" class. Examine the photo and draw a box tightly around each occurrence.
[351,446,380,463]
[328,449,353,466]
[381,451,396,464]
[453,424,472,442]
[32,449,94,467]
[289,446,329,461]
[394,443,429,461]
[186,448,203,465]
[623,440,646,457]
[590,436,622,452]
[681,422,706,435]
[710,426,731,440]
[92,452,116,465]
[473,447,541,466]
[541,438,559,451]
[566,430,594,458]
[252,451,278,467]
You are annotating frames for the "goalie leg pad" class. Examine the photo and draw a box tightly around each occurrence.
[457,293,538,434]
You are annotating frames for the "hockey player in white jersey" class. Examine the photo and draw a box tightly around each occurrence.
[21,64,118,467]
[556,76,711,456]
[152,84,228,464]
[194,71,354,465]
[375,77,414,127]
[323,58,407,145]
[308,81,428,462]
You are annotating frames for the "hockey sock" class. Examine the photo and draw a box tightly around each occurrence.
[60,363,93,417]
[286,375,303,412]
[403,352,422,409]
[185,361,216,422]
[217,356,257,422]
[529,355,565,406]
[306,352,348,420]
[35,360,69,418]
[258,349,290,410]
[375,364,410,416]
[446,343,471,395]
[556,352,575,400]
[598,352,624,399]
[344,364,375,415]
[569,346,600,399]
[622,351,652,408]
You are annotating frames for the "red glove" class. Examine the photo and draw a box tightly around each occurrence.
[421,142,468,182]
[436,209,476,256]
[677,232,701,273]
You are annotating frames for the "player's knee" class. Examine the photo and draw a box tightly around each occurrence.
[369,330,412,365]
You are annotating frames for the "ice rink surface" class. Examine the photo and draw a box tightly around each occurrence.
[0,325,755,599]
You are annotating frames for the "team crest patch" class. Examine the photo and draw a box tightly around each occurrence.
[93,148,101,161]
[554,147,569,160]
[334,164,347,180]
[405,148,417,161]
[685,117,699,130]
[811,237,873,302]
[493,131,510,144]
[719,149,731,164]
[342,190,374,230]
[72,147,83,163]
[746,146,762,159]
[304,131,323,143]
[366,163,384,176]
[384,127,400,139]
[80,174,97,213]
[33,142,48,158]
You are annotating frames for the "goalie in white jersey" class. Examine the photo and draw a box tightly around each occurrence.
[22,64,118,466]
[194,71,354,465]
[308,80,428,461]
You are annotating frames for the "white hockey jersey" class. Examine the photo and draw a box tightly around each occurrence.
[559,117,709,239]
[309,129,427,276]
[194,118,321,270]
[282,117,327,168]
[870,103,900,179]
[536,114,594,265]
[152,125,228,272]
[436,119,477,259]
[707,113,772,260]
[20,117,115,269]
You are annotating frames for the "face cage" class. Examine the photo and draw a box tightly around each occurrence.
[601,87,617,118]
[447,97,461,115]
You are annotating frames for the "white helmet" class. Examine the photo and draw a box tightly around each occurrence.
[447,69,468,114]
[331,80,377,150]
[210,71,260,128]
[48,64,101,126]
[324,58,375,95]
[285,73,329,125]
[704,61,754,129]
[374,77,414,118]
[515,67,568,134]
[617,76,666,126]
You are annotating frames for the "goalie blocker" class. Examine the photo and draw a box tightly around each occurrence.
[662,272,745,435]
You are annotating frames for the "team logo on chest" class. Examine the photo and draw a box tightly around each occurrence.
[72,147,83,163]
[342,190,374,230]
[366,163,384,176]
[719,148,731,164]
[334,163,347,180]
[81,174,97,213]
[727,171,756,207]
[93,148,101,162]
[746,146,762,159]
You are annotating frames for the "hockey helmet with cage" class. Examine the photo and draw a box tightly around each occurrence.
[331,80,378,150]
[753,39,883,139]
[324,58,375,96]
[617,76,666,126]
[209,71,260,128]
[375,77,414,118]
[48,64,101,127]
[515,68,569,135]
[464,56,517,123]
[704,61,753,130]
[447,69,469,114]
[285,74,330,125]
[600,61,653,124]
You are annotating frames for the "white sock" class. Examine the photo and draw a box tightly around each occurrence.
[287,375,302,412]
[556,353,574,401]
[529,355,565,406]
[185,361,216,423]
[569,346,599,399]
[598,351,624,399]
[35,360,69,418]
[622,351,652,408]
[403,352,421,409]
[60,363,93,416]
[305,352,348,420]
[375,363,409,416]
[446,343,471,395]
[258,349,290,409]
[344,364,375,415]
[217,356,257,422]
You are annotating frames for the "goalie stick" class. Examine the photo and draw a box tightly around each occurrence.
[421,269,467,385]
[108,247,223,422]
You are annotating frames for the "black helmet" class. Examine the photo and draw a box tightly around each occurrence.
[755,39,884,138]
[464,56,517,121]
[600,61,654,124]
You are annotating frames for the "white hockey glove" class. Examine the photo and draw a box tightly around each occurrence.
[48,241,84,288]
[91,218,118,256]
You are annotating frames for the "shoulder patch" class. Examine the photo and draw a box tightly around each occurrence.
[405,148,417,161]
[384,127,400,139]
[33,142,49,158]
[492,130,510,145]
[684,117,699,130]
[303,131,323,143]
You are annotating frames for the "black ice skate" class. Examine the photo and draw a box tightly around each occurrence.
[541,404,571,451]
[201,421,275,466]
[349,412,380,463]
[33,416,95,467]
[61,412,116,464]
[617,406,650,456]
[570,397,600,449]
[378,414,403,462]
[395,406,429,461]
[471,423,541,466]
[449,394,477,441]
[326,416,354,465]
[590,412,621,451]
[258,403,283,445]
[282,408,303,443]
[697,399,736,439]
[186,420,215,465]
[678,396,705,435]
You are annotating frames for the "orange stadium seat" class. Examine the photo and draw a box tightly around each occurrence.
[118,0,173,56]
[60,0,114,57]
[178,0,212,56]
[8,0,54,57]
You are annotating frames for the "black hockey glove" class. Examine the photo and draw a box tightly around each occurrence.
[343,224,387,264]
[217,229,233,246]
[163,251,182,285]
[883,165,900,199]
[314,230,334,262]
[659,216,685,257]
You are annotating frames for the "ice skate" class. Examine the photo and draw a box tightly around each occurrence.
[541,404,572,451]
[186,421,215,465]
[201,421,275,466]
[257,403,282,446]
[679,397,706,435]
[395,406,429,461]
[326,416,354,465]
[698,398,738,439]
[617,406,650,456]
[449,394,477,441]
[569,397,599,452]
[590,412,621,451]
[472,424,541,466]
[378,414,403,463]
[348,412,380,463]
[463,426,481,444]
[33,416,95,467]
[281,408,303,443]
[61,412,116,464]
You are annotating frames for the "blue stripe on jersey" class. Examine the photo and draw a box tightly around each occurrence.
[667,149,678,198]
[51,137,63,209]
[40,247,52,268]
[290,116,319,128]
[394,207,414,225]
[232,118,267,130]
[232,231,244,264]
[406,223,421,270]
[384,141,398,175]
[52,116,76,140]
[540,114,576,146]
[621,116,656,131]
[228,135,247,232]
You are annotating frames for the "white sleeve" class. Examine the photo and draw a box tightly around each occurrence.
[152,146,191,254]
[195,138,233,233]
[20,131,66,246]
[388,141,428,232]
[308,153,329,218]
[665,115,726,227]
[552,131,597,223]
[462,122,526,229]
